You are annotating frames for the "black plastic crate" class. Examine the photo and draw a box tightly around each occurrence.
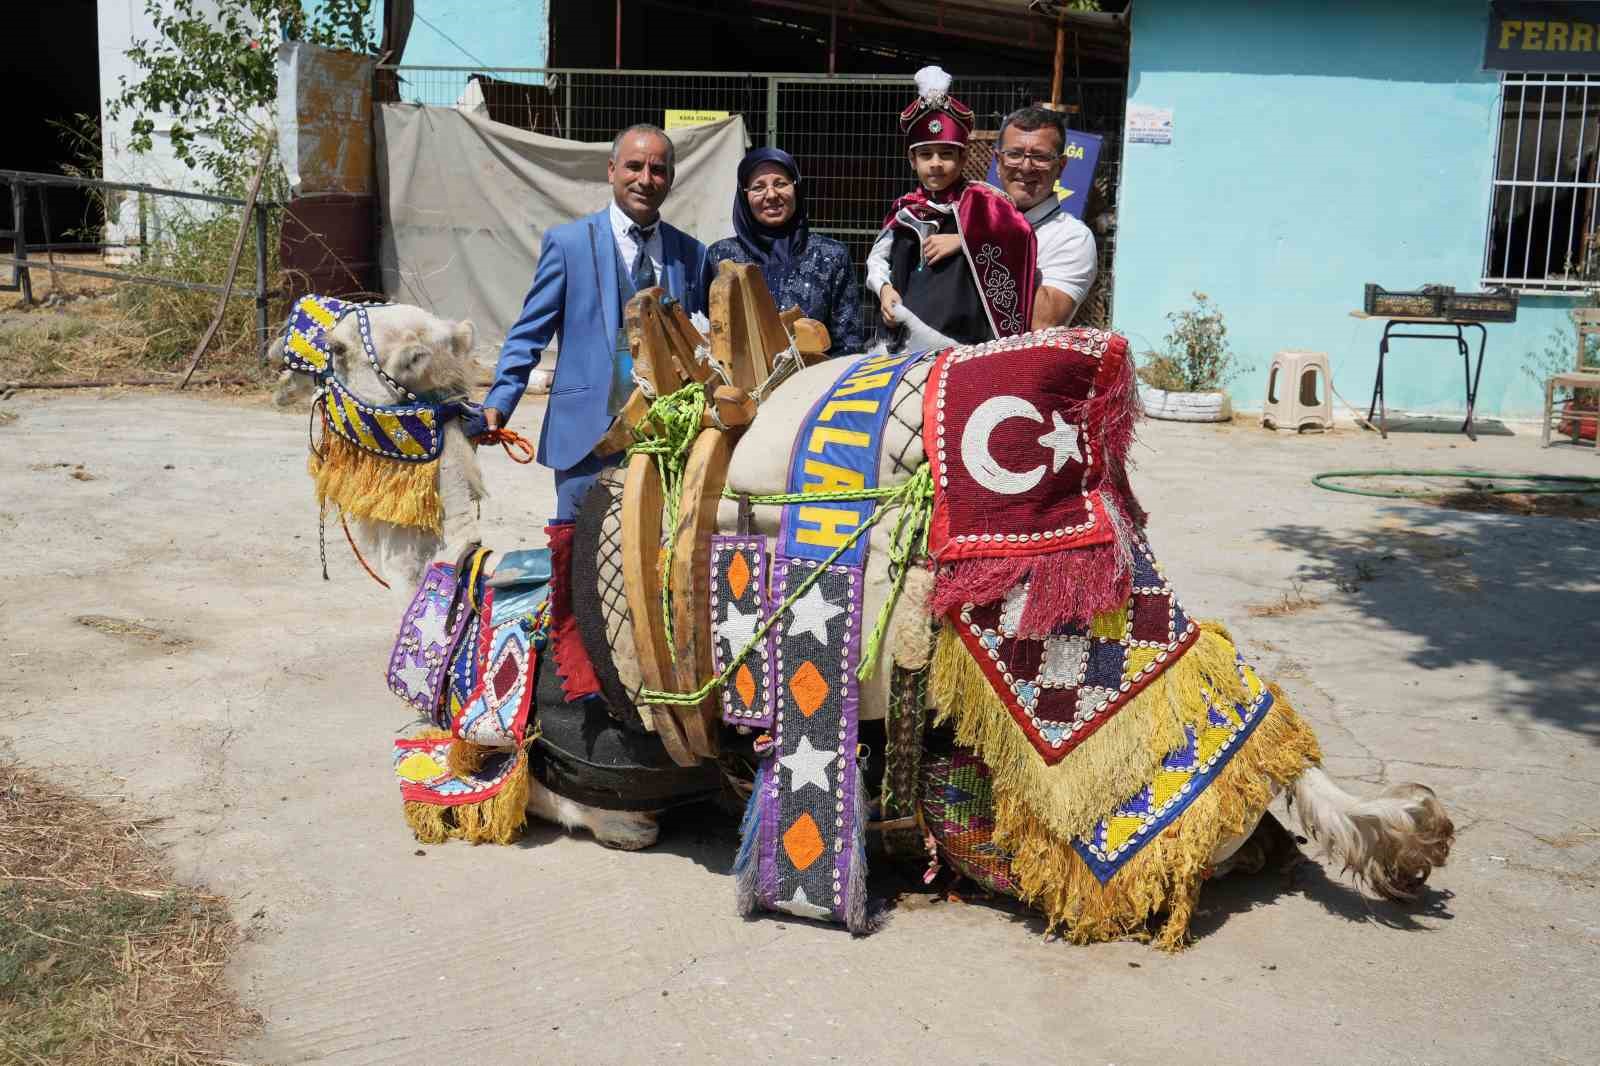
[1443,291,1518,322]
[1363,283,1447,318]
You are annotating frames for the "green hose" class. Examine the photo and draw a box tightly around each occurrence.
[1312,468,1600,499]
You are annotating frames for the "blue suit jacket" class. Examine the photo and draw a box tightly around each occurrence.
[485,208,713,472]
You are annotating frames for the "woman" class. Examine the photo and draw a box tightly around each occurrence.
[707,147,865,356]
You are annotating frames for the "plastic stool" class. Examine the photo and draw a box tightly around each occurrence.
[1262,350,1334,431]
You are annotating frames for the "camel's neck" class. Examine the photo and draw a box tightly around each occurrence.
[438,424,486,563]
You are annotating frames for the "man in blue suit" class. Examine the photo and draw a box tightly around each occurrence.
[483,123,713,519]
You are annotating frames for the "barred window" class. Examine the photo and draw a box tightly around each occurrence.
[1484,72,1600,292]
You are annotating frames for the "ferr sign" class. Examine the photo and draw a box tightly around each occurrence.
[1486,1,1600,72]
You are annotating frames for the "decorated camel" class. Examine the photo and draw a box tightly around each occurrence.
[276,266,1452,947]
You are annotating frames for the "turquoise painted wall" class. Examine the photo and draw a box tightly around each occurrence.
[307,1,548,69]
[1114,0,1576,420]
[400,0,548,69]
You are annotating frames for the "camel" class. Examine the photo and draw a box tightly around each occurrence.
[277,296,1453,945]
[272,302,659,850]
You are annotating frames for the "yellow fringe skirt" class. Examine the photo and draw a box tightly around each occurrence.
[928,620,1321,949]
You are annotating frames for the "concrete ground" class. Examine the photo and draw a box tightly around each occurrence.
[1,391,1596,1066]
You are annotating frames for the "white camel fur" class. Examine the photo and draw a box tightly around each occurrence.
[273,304,658,850]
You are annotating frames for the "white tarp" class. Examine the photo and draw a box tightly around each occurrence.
[375,104,745,346]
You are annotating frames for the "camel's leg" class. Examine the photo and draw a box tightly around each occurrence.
[525,778,660,851]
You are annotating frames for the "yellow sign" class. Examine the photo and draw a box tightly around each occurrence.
[664,109,730,130]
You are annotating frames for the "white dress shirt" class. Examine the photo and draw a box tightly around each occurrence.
[1027,196,1098,321]
[609,201,664,285]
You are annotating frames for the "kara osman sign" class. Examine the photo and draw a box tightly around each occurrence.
[1486,1,1600,72]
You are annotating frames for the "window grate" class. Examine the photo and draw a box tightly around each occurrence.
[1483,71,1600,292]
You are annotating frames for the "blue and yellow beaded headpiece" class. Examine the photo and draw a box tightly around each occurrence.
[281,294,450,464]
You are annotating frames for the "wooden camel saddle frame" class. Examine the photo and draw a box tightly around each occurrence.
[603,261,831,766]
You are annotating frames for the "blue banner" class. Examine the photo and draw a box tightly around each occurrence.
[778,349,927,568]
[986,128,1103,220]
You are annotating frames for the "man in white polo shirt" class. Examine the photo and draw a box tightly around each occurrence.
[994,106,1098,328]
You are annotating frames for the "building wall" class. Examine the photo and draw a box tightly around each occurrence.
[400,0,547,70]
[1115,0,1573,420]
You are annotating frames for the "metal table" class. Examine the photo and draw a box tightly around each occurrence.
[1349,311,1488,441]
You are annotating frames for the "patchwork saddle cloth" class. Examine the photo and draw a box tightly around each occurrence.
[915,328,1321,947]
[388,548,551,845]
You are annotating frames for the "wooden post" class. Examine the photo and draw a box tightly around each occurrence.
[1051,10,1066,108]
[615,0,623,69]
[828,0,838,74]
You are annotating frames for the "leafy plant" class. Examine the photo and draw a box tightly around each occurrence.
[1137,291,1243,392]
[1522,295,1600,388]
[109,0,374,189]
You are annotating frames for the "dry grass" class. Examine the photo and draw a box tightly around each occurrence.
[1,190,295,390]
[1432,490,1600,520]
[0,761,258,1065]
[1245,583,1323,618]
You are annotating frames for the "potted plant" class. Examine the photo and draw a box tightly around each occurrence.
[1136,292,1243,422]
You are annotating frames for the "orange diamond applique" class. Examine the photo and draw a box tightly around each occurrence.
[735,663,757,707]
[783,813,825,870]
[789,661,828,717]
[728,550,751,600]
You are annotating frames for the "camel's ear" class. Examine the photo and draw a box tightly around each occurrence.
[450,319,476,358]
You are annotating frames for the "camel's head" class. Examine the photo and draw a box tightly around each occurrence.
[271,301,477,408]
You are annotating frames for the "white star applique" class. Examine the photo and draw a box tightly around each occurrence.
[717,602,761,656]
[779,885,834,921]
[394,658,433,696]
[1037,410,1083,473]
[779,735,836,793]
[787,583,846,645]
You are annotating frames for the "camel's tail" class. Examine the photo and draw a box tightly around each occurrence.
[1288,767,1454,900]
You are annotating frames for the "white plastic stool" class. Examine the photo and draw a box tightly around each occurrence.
[1262,350,1334,431]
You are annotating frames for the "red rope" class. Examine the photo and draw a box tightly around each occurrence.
[339,511,391,589]
[476,427,536,464]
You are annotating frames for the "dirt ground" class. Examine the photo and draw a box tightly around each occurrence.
[1,391,1597,1066]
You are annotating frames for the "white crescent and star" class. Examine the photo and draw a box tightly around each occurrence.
[958,395,1082,495]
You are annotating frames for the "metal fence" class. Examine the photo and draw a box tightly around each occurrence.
[0,169,281,353]
[384,66,1127,323]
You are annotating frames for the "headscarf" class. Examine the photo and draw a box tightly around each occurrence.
[732,147,810,267]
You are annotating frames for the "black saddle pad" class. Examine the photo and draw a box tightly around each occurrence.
[530,648,723,811]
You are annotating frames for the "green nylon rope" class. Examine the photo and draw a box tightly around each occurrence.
[1312,468,1600,499]
[638,464,934,707]
[626,383,710,656]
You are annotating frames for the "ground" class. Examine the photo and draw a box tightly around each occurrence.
[1,391,1597,1066]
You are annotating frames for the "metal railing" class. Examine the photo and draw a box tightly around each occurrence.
[1483,72,1600,293]
[0,169,281,351]
[381,66,1127,323]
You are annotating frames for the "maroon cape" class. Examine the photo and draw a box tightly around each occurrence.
[882,180,1038,338]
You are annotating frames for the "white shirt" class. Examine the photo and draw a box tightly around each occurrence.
[1027,196,1098,321]
[609,201,664,284]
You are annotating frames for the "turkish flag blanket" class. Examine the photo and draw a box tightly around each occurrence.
[920,327,1324,947]
[924,326,1142,636]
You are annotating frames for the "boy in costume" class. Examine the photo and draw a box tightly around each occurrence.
[866,66,1038,350]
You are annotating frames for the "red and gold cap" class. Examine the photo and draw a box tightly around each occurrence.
[898,65,974,150]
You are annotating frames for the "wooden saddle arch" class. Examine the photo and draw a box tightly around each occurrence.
[605,262,831,766]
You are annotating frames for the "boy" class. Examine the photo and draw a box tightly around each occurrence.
[866,66,1038,350]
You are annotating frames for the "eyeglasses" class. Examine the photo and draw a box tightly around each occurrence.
[997,148,1061,167]
[745,179,797,195]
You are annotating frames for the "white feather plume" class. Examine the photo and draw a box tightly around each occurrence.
[914,65,952,104]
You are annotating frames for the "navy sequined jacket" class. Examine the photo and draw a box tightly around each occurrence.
[706,234,866,356]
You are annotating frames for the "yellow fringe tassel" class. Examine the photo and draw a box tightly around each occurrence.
[309,432,443,533]
[1001,689,1322,949]
[930,620,1251,843]
[400,729,531,846]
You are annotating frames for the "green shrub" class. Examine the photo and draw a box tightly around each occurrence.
[1137,292,1244,392]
